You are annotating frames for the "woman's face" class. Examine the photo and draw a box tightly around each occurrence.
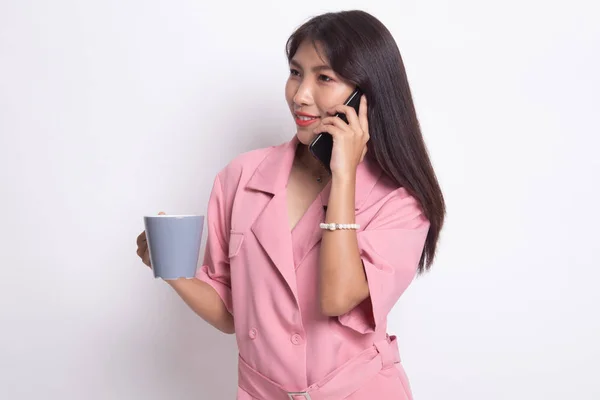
[285,40,355,146]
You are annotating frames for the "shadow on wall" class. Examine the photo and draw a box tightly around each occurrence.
[107,282,239,399]
[150,300,238,399]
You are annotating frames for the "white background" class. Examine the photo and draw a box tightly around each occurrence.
[1,0,599,399]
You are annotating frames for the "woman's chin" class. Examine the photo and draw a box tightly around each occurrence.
[296,130,316,146]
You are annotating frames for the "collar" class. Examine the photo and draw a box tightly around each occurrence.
[246,135,381,210]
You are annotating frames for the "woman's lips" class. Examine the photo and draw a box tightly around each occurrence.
[295,115,320,127]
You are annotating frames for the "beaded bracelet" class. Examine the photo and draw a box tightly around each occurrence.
[319,223,360,231]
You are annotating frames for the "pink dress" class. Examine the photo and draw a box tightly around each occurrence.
[195,135,430,399]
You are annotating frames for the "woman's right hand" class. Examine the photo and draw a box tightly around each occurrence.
[136,211,165,268]
[134,211,234,334]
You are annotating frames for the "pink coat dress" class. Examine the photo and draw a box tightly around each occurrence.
[195,135,430,399]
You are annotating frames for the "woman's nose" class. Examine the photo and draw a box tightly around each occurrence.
[293,82,313,106]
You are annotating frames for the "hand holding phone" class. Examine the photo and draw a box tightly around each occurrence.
[308,88,363,174]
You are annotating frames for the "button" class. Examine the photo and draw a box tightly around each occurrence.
[291,333,303,345]
[249,328,257,340]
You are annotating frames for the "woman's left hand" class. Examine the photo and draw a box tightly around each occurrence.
[314,94,369,180]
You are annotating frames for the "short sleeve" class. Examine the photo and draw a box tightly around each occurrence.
[194,174,233,315]
[338,189,430,334]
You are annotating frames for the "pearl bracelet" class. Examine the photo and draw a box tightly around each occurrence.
[319,223,360,231]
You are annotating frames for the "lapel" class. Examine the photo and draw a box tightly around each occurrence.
[245,135,383,303]
[246,136,299,302]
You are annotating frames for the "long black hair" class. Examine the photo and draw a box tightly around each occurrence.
[286,10,446,273]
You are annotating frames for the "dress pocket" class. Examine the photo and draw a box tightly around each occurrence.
[229,232,245,258]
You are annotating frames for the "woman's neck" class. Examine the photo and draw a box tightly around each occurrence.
[294,143,329,182]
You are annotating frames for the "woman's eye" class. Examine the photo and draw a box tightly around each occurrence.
[319,74,333,82]
[290,69,300,76]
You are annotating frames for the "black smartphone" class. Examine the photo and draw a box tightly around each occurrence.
[308,88,363,174]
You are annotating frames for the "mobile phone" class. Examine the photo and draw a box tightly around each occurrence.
[308,88,363,174]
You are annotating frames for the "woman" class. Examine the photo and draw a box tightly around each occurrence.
[136,10,445,399]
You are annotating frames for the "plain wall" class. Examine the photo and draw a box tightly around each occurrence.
[1,0,599,399]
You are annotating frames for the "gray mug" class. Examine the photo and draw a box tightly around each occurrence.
[143,215,204,280]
